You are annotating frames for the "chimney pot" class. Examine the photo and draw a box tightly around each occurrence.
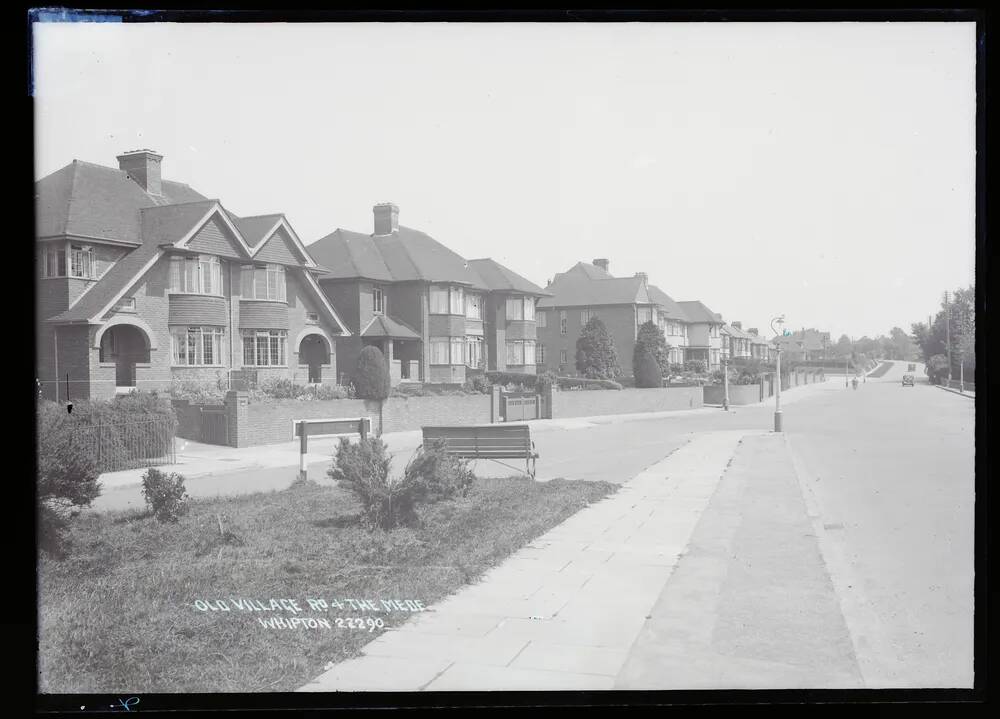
[634,272,648,284]
[593,258,610,273]
[116,149,163,195]
[373,203,399,235]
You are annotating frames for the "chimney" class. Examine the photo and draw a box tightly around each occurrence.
[634,272,648,285]
[593,258,609,273]
[373,203,399,235]
[116,149,163,195]
[732,321,742,330]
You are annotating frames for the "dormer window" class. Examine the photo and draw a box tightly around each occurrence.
[70,245,95,279]
[41,242,94,279]
[240,264,286,302]
[170,255,222,296]
[372,287,384,314]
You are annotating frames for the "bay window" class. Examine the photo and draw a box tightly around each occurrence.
[429,337,450,364]
[429,286,449,314]
[70,245,95,279]
[42,243,94,279]
[430,285,466,315]
[505,340,535,366]
[449,287,464,315]
[170,255,222,295]
[537,311,547,328]
[171,326,225,366]
[524,299,535,321]
[506,297,524,320]
[581,309,595,325]
[240,264,286,301]
[638,307,653,324]
[450,337,464,364]
[241,330,287,366]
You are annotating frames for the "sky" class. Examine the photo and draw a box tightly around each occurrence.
[32,21,976,339]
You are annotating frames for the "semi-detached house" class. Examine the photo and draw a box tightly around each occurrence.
[36,150,350,401]
[306,203,549,386]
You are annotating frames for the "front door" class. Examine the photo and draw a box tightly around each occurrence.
[116,355,135,387]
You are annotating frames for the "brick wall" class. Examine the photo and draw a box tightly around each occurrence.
[536,305,637,377]
[229,393,493,446]
[549,385,703,418]
[703,383,762,405]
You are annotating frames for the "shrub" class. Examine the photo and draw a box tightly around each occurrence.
[633,343,663,388]
[328,437,417,530]
[668,363,685,375]
[926,354,949,384]
[636,321,670,377]
[37,401,101,556]
[556,377,623,390]
[259,377,302,400]
[683,359,706,374]
[354,346,391,401]
[170,380,224,404]
[403,439,476,503]
[462,374,493,394]
[535,369,559,393]
[141,467,190,522]
[575,317,622,379]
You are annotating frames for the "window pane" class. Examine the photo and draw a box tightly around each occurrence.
[430,338,449,364]
[267,268,278,300]
[213,261,222,295]
[56,249,66,276]
[170,258,181,291]
[430,286,449,314]
[450,338,464,364]
[450,287,464,315]
[243,335,255,365]
[255,268,267,299]
[277,269,286,302]
[524,341,536,365]
[241,266,254,298]
[506,298,523,320]
[506,341,522,365]
[187,331,198,365]
[524,299,535,321]
[270,335,280,365]
[184,259,198,292]
[373,288,383,314]
[465,293,481,319]
[202,330,214,365]
[257,336,269,366]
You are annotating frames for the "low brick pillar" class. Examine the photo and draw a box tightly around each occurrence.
[491,384,502,423]
[540,382,554,419]
[224,390,249,447]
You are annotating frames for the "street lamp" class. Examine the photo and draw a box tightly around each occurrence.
[770,315,786,432]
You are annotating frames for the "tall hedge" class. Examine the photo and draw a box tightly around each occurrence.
[635,321,670,377]
[633,344,662,388]
[575,317,622,380]
[354,346,391,401]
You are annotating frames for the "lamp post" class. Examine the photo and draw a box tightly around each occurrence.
[771,315,785,432]
[722,353,730,411]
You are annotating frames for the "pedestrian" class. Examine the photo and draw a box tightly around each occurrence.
[852,376,858,390]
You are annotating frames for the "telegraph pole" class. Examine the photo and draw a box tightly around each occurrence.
[771,315,785,432]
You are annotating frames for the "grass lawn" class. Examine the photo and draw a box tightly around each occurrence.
[38,475,616,693]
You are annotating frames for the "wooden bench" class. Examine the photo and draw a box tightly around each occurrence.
[421,424,539,479]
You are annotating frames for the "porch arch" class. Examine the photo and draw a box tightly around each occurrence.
[93,316,158,351]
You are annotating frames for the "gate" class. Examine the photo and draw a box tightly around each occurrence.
[502,391,540,421]
[200,407,229,446]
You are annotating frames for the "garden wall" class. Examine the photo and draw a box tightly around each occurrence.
[228,392,494,447]
[703,383,763,405]
[549,386,703,418]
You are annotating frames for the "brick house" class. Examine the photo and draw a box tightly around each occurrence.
[774,328,832,362]
[746,328,774,361]
[721,321,754,362]
[644,282,690,366]
[675,301,726,371]
[306,203,549,386]
[536,259,660,378]
[36,150,350,401]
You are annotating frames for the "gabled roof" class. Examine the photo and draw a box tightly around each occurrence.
[676,300,723,324]
[308,225,490,289]
[360,314,421,340]
[775,328,830,351]
[466,258,549,296]
[722,323,754,340]
[550,261,614,284]
[230,213,282,249]
[537,275,651,309]
[646,284,687,321]
[36,159,207,243]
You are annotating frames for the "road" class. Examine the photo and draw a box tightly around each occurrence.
[90,364,975,688]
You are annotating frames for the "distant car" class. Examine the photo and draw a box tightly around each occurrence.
[902,374,915,387]
[908,363,916,372]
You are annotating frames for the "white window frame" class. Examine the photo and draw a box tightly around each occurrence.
[69,244,96,279]
[239,263,286,301]
[506,297,524,321]
[170,255,224,296]
[537,343,546,363]
[581,309,594,325]
[240,329,288,367]
[429,336,451,365]
[449,286,465,316]
[372,286,384,314]
[537,311,547,328]
[465,336,483,368]
[523,298,535,321]
[465,293,482,320]
[171,326,225,367]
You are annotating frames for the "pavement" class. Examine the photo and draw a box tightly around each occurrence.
[295,360,973,691]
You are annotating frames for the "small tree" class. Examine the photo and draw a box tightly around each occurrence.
[635,321,670,378]
[329,436,419,531]
[926,354,949,385]
[354,345,391,435]
[37,402,101,556]
[575,317,622,379]
[633,343,663,388]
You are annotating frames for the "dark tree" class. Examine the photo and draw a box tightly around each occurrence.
[633,343,663,388]
[635,320,670,377]
[575,317,622,379]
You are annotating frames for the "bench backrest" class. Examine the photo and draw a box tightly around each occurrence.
[422,424,531,455]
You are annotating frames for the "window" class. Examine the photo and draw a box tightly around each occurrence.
[581,309,594,325]
[465,293,482,320]
[450,337,464,364]
[537,311,547,328]
[560,349,568,365]
[239,264,286,301]
[372,287,384,314]
[429,286,449,314]
[537,344,545,363]
[465,336,483,367]
[306,312,319,323]
[506,297,524,321]
[240,330,287,366]
[69,245,95,279]
[41,245,67,278]
[430,337,450,364]
[638,307,653,325]
[710,349,719,367]
[114,297,136,313]
[450,287,464,315]
[523,341,536,365]
[560,311,567,335]
[170,255,223,295]
[506,340,523,366]
[171,327,225,366]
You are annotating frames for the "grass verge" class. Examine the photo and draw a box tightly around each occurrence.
[39,475,616,693]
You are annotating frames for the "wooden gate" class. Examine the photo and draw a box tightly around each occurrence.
[200,407,229,446]
[503,391,540,421]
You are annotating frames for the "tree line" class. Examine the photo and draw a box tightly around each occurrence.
[910,285,975,385]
